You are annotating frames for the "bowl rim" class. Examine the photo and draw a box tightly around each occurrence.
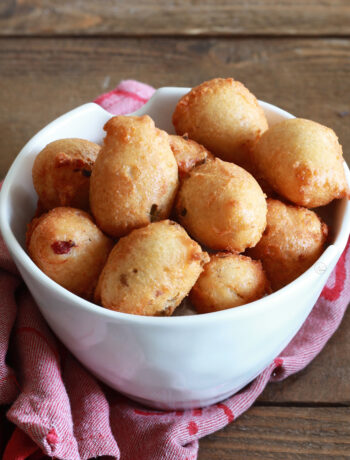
[1,88,350,326]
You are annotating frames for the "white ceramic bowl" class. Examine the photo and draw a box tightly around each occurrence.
[1,87,350,410]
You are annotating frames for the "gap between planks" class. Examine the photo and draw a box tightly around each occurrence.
[2,33,350,40]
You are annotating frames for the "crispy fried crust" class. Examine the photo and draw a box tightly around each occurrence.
[169,134,214,179]
[247,198,328,291]
[96,220,209,316]
[32,138,100,211]
[251,118,350,208]
[175,158,267,252]
[172,78,268,168]
[190,252,270,313]
[90,115,179,238]
[27,207,113,299]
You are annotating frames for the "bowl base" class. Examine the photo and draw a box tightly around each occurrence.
[117,387,240,411]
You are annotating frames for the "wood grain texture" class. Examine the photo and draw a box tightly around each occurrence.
[1,38,349,405]
[198,406,350,459]
[1,29,350,457]
[1,37,350,178]
[1,0,350,37]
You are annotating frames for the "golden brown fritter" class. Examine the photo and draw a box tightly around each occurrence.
[27,207,113,299]
[32,138,100,211]
[175,158,267,252]
[169,134,214,179]
[90,115,179,238]
[172,78,268,168]
[190,253,270,313]
[247,199,328,291]
[251,118,349,208]
[96,220,209,316]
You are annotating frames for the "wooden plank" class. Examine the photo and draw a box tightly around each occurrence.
[198,406,350,459]
[1,37,349,404]
[1,1,350,37]
[1,37,350,178]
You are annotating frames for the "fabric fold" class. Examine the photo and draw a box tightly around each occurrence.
[63,355,120,460]
[6,290,80,460]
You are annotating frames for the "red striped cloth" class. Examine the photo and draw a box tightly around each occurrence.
[0,80,349,460]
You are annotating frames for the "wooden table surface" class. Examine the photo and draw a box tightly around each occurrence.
[1,1,350,458]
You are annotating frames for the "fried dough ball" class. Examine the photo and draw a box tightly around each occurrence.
[32,138,100,211]
[247,199,328,291]
[252,118,349,208]
[90,115,179,238]
[172,78,268,168]
[190,253,270,313]
[169,134,214,179]
[175,158,267,252]
[96,220,209,316]
[27,207,113,299]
